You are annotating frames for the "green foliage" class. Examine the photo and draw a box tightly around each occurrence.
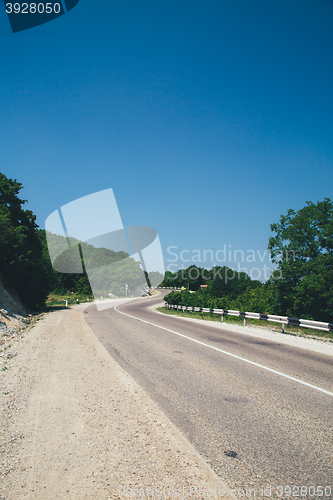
[0,173,51,310]
[227,283,274,313]
[143,270,164,289]
[40,230,148,297]
[163,266,265,312]
[160,265,208,290]
[144,270,151,288]
[87,255,145,296]
[46,293,92,308]
[163,199,333,322]
[268,198,333,321]
[209,266,261,300]
[163,264,263,311]
[147,270,164,288]
[37,230,93,296]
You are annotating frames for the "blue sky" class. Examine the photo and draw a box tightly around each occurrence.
[1,0,332,279]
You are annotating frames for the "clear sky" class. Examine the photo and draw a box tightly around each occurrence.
[1,0,332,280]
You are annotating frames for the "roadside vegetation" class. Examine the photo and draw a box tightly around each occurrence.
[45,293,93,309]
[157,307,333,341]
[161,199,333,324]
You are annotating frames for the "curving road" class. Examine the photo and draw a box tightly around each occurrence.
[84,292,333,498]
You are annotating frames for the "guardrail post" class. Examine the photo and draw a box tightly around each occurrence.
[201,308,203,319]
[282,323,285,333]
[239,311,246,326]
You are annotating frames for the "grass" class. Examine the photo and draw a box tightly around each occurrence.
[45,293,94,309]
[46,293,133,309]
[157,307,333,341]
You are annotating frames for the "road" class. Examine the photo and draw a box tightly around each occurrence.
[84,292,333,498]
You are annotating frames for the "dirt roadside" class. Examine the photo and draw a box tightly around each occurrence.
[0,303,235,500]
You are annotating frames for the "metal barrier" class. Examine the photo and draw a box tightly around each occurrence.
[164,303,333,332]
[158,287,182,290]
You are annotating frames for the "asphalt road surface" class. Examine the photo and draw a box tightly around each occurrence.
[84,292,333,498]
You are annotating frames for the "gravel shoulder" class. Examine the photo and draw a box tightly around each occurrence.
[0,302,235,500]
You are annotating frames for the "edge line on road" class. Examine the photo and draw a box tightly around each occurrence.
[114,306,333,398]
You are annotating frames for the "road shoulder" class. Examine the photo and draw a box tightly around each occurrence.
[1,303,235,500]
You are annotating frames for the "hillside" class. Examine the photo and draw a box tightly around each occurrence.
[0,279,28,343]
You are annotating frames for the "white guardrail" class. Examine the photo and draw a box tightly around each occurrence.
[158,287,186,293]
[163,302,333,333]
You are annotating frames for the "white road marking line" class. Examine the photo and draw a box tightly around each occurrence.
[114,306,333,398]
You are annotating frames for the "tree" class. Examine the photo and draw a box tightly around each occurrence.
[37,230,93,296]
[44,231,148,297]
[209,266,260,300]
[147,270,164,288]
[87,255,145,296]
[160,265,210,290]
[268,198,333,321]
[0,173,51,310]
